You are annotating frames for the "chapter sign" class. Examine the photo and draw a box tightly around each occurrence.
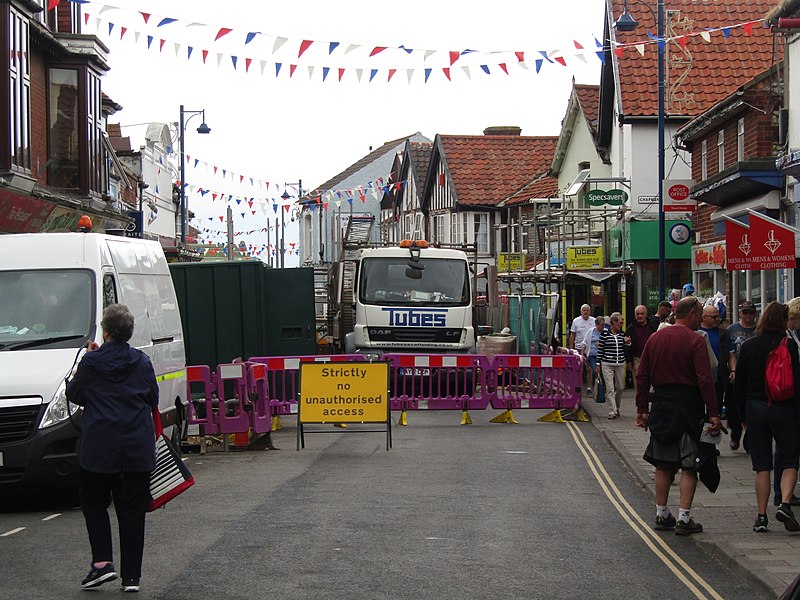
[299,362,389,423]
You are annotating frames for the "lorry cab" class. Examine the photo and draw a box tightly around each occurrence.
[0,232,187,493]
[345,240,475,357]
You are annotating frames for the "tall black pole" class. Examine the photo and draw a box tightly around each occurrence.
[179,104,186,244]
[657,0,666,301]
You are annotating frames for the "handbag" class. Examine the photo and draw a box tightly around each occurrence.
[147,408,195,512]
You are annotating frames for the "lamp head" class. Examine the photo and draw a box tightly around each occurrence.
[196,122,211,134]
[615,10,638,32]
[281,191,291,202]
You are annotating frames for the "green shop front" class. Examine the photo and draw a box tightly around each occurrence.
[609,218,692,311]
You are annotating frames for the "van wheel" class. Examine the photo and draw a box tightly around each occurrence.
[171,406,185,456]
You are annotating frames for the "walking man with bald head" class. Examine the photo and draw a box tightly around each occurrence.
[635,296,721,535]
[625,304,658,392]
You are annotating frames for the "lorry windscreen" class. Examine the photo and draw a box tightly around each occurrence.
[0,270,95,349]
[359,257,469,306]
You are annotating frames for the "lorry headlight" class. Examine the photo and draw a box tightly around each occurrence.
[40,383,80,429]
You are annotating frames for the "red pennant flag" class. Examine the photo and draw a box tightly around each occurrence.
[48,0,59,9]
[213,166,218,175]
[219,216,224,222]
[212,193,217,201]
[323,202,329,210]
[289,64,297,77]
[499,63,508,75]
[613,47,624,58]
[248,201,253,208]
[678,36,688,49]
[284,204,290,213]
[215,28,233,42]
[554,56,566,66]
[140,12,151,24]
[338,68,345,81]
[120,27,127,40]
[85,13,89,25]
[245,58,252,72]
[240,175,244,183]
[449,51,460,66]
[743,22,754,36]
[515,51,525,62]
[442,68,451,81]
[298,40,313,58]
[252,211,256,216]
[202,50,209,63]
[394,182,402,191]
[749,213,797,269]
[369,46,387,57]
[388,69,396,82]
[159,39,166,52]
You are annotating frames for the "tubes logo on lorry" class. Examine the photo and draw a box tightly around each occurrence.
[381,308,447,327]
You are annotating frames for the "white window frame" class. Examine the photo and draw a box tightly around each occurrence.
[737,117,745,162]
[451,213,461,243]
[701,140,707,181]
[474,213,489,254]
[433,214,446,244]
[717,130,725,172]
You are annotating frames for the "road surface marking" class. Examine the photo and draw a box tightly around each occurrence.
[42,514,61,521]
[566,421,723,600]
[1,527,25,537]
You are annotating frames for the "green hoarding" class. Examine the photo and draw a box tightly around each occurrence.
[609,219,692,263]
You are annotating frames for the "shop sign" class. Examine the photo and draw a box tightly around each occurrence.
[585,189,627,207]
[497,252,524,271]
[0,191,55,232]
[725,213,797,270]
[662,179,696,212]
[692,242,726,270]
[566,246,603,270]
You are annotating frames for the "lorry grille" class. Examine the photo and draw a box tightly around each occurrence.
[367,327,463,343]
[0,405,41,444]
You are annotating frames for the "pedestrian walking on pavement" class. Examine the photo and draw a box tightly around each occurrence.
[655,301,672,323]
[779,298,800,508]
[581,316,606,403]
[570,304,596,394]
[700,304,730,423]
[596,312,630,419]
[734,301,800,533]
[635,297,721,536]
[625,304,659,393]
[727,300,758,451]
[66,304,159,592]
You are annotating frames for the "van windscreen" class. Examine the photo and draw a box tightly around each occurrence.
[0,270,95,349]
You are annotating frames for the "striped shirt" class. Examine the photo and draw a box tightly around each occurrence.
[597,330,628,365]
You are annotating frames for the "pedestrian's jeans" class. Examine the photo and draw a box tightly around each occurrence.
[80,469,150,582]
[587,355,605,402]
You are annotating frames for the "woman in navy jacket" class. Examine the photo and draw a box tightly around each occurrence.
[66,303,158,592]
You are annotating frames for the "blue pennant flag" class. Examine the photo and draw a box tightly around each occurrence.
[329,42,340,54]
[245,32,260,45]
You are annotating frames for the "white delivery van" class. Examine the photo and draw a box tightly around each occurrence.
[0,231,187,493]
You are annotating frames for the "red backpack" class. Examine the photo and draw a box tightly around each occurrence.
[765,337,795,405]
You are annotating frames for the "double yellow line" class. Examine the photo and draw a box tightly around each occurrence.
[565,421,723,600]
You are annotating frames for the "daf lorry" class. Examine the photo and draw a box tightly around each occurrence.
[343,240,476,358]
[0,230,187,494]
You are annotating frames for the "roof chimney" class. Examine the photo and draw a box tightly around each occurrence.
[483,126,522,136]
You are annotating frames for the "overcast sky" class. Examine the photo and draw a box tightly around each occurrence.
[93,0,605,264]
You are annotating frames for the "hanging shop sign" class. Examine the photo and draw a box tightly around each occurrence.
[692,242,726,270]
[585,189,628,207]
[662,180,697,212]
[724,212,797,270]
[566,246,603,270]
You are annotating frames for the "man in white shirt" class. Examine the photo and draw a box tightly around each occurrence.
[569,304,596,394]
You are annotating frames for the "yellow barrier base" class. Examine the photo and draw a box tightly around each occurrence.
[489,409,519,424]
[460,409,473,425]
[537,408,591,423]
[397,409,408,427]
[271,415,283,431]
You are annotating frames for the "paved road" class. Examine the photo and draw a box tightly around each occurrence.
[0,412,770,599]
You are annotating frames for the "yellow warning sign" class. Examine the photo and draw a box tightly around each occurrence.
[299,362,389,423]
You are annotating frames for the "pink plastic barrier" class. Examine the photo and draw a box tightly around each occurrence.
[384,353,492,411]
[490,354,582,411]
[246,363,273,434]
[248,355,368,416]
[214,363,251,434]
[186,365,219,434]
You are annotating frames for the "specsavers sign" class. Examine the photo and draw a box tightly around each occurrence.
[566,246,603,270]
[299,363,389,423]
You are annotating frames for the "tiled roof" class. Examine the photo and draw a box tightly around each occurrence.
[503,175,560,206]
[408,141,433,189]
[611,0,780,118]
[438,135,558,207]
[574,84,600,138]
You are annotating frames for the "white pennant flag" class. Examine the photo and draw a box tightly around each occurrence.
[574,52,587,63]
[186,22,205,30]
[335,200,341,208]
[98,6,113,16]
[635,44,645,56]
[371,188,379,200]
[273,36,288,54]
[407,69,414,84]
[174,43,180,58]
[308,65,315,79]
[260,60,267,75]
[134,31,141,44]
[423,50,435,61]
[217,53,224,67]
[345,44,359,54]
[356,68,363,82]
[461,66,471,79]
[700,31,711,42]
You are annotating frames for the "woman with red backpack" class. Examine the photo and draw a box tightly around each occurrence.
[735,301,800,533]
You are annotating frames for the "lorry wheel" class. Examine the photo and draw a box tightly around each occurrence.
[171,405,185,456]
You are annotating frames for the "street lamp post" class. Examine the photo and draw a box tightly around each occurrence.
[616,0,666,301]
[178,104,211,244]
[282,180,303,267]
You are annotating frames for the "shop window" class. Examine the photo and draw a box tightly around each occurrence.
[697,271,714,298]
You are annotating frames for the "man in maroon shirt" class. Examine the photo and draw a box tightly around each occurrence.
[635,296,722,536]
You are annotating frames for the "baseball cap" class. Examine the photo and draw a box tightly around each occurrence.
[741,301,755,311]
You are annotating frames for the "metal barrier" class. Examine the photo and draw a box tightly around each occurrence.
[489,354,584,423]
